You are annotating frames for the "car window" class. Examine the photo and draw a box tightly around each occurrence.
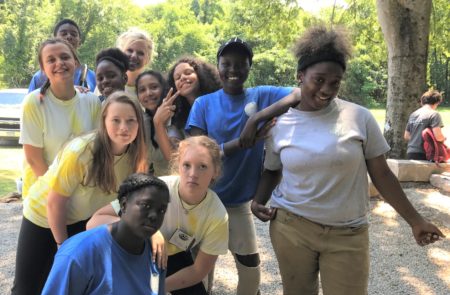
[0,93,26,106]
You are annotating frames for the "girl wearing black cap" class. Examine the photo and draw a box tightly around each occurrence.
[244,25,444,295]
[186,37,296,295]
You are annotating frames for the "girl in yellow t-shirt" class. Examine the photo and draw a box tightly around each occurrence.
[88,136,229,295]
[12,92,148,295]
[20,38,101,198]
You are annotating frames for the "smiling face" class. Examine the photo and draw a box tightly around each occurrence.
[137,74,163,112]
[173,62,200,102]
[178,144,218,204]
[105,102,139,155]
[218,50,250,95]
[55,23,80,50]
[120,186,169,239]
[41,43,77,84]
[96,60,127,98]
[124,40,149,72]
[297,61,344,112]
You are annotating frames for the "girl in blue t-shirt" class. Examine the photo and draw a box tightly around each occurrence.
[42,173,169,295]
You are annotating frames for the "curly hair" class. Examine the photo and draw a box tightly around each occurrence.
[167,56,222,129]
[293,25,352,73]
[117,173,169,202]
[169,135,222,184]
[95,47,130,75]
[420,90,443,105]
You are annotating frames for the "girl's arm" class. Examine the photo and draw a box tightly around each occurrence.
[86,203,119,229]
[153,89,180,161]
[47,190,70,245]
[240,88,301,148]
[366,155,445,245]
[165,250,217,292]
[251,168,282,222]
[432,126,445,142]
[23,144,48,177]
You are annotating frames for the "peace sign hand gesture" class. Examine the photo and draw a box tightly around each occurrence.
[154,88,180,127]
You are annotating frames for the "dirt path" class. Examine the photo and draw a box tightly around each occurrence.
[1,186,449,294]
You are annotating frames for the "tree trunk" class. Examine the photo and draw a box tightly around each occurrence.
[376,0,432,158]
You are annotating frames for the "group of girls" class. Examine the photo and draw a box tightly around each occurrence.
[14,18,226,295]
[14,17,445,295]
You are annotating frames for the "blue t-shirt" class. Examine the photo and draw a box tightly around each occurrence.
[42,225,165,295]
[28,66,97,93]
[186,86,292,206]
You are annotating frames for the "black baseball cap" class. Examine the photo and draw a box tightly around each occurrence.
[217,37,253,65]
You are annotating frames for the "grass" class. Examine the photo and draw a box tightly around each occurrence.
[0,145,22,198]
[0,107,448,198]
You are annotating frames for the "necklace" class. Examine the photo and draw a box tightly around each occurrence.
[178,195,203,214]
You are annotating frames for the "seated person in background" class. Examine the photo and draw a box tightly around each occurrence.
[42,173,169,295]
[404,90,445,160]
[95,47,130,101]
[29,18,96,92]
[87,136,229,295]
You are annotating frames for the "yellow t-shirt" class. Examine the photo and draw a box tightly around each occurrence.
[24,133,133,228]
[19,89,101,198]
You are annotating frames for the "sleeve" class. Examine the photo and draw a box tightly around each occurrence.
[86,69,97,91]
[185,98,207,133]
[264,131,282,171]
[199,205,229,255]
[42,255,91,295]
[28,76,37,93]
[48,144,89,197]
[200,218,229,256]
[19,93,44,147]
[111,199,121,214]
[430,112,444,128]
[363,110,390,159]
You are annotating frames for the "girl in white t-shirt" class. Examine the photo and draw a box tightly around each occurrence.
[20,38,101,198]
[88,135,229,295]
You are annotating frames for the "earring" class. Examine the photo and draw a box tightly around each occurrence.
[298,80,303,87]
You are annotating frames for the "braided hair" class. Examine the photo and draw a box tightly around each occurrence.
[117,173,169,203]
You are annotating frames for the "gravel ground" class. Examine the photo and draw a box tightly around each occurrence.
[1,186,449,294]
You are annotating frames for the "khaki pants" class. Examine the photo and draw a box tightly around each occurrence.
[270,209,369,295]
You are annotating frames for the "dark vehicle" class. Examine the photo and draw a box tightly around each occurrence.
[0,88,27,141]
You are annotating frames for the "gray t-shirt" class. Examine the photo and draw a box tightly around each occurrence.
[265,98,390,227]
[405,106,443,154]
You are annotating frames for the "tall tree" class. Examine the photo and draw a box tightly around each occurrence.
[376,0,432,158]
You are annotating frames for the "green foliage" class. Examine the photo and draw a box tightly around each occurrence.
[0,0,447,108]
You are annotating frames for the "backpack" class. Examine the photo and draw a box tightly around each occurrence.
[421,128,450,163]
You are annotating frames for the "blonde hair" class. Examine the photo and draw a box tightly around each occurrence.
[116,28,153,66]
[86,91,148,193]
[170,136,222,181]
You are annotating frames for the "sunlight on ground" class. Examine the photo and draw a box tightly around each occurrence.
[372,201,400,227]
[422,192,450,214]
[398,267,435,295]
[429,248,450,287]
